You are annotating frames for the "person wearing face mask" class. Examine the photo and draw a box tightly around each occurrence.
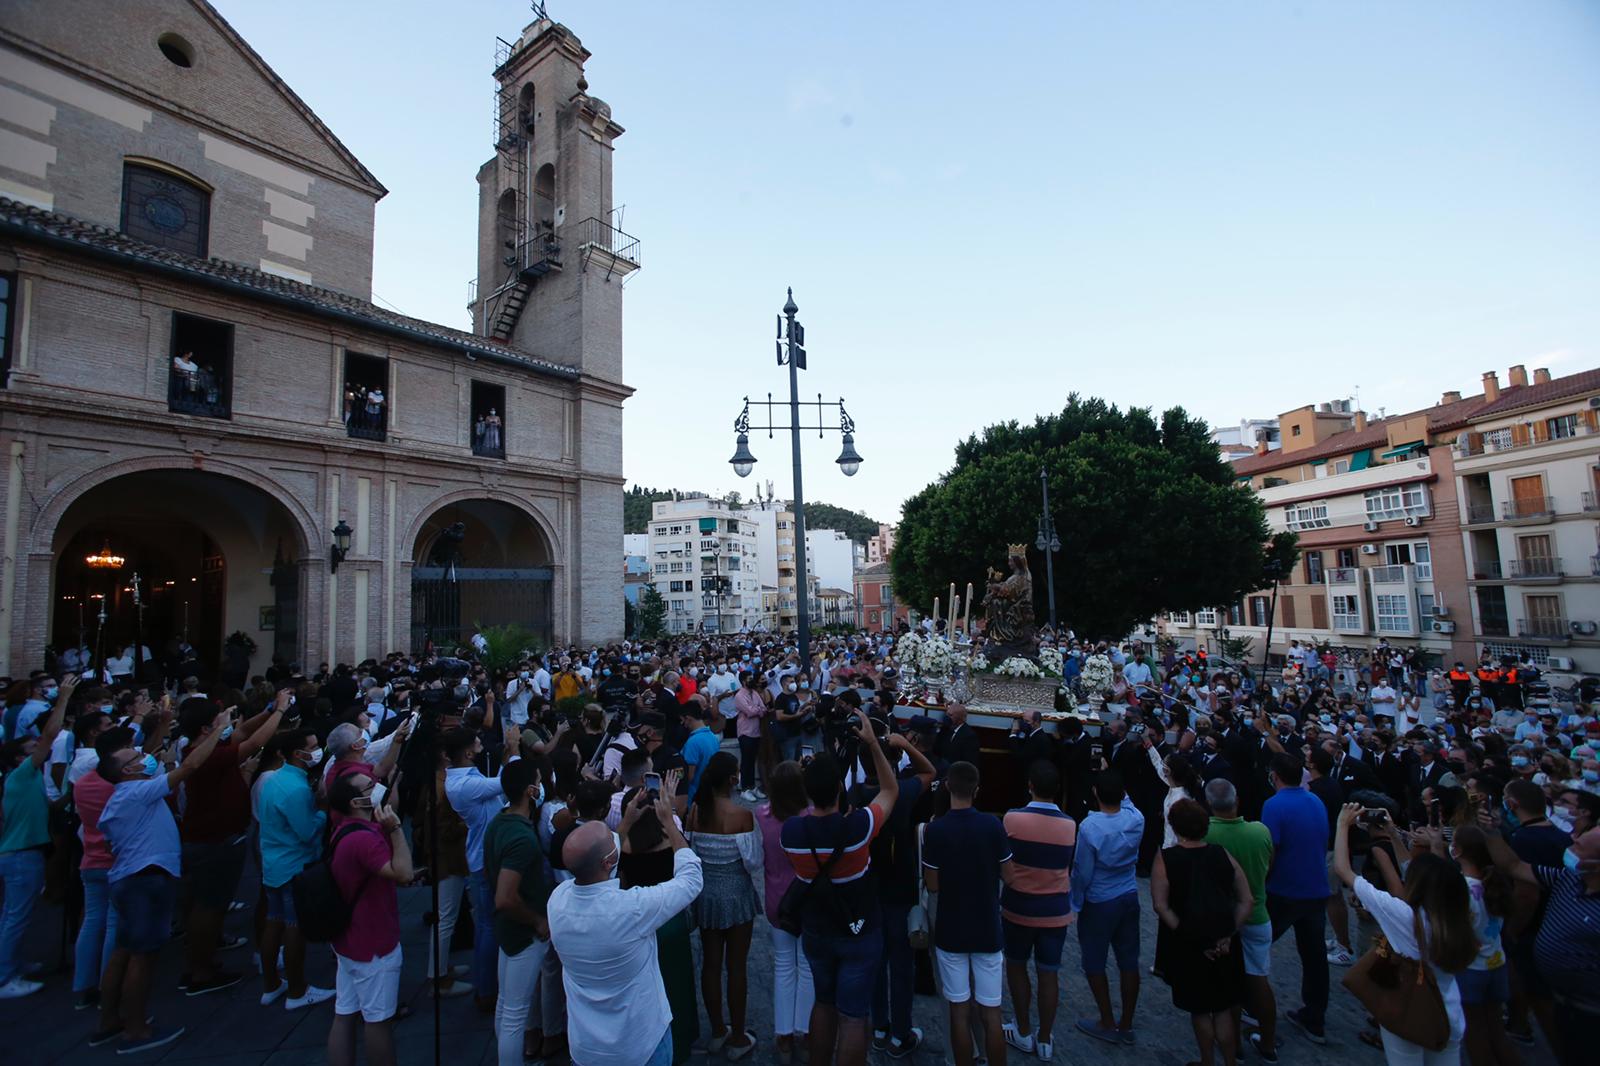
[90,702,231,1051]
[705,659,741,723]
[0,673,75,1000]
[483,758,551,1066]
[1480,824,1600,1066]
[175,690,288,997]
[4,673,58,740]
[256,729,336,1012]
[549,778,701,1066]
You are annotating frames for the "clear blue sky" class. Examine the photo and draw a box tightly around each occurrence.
[214,0,1600,522]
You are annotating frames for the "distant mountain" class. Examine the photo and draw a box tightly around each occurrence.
[622,485,880,544]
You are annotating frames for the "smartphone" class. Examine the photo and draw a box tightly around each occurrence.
[1359,807,1390,826]
[800,745,815,763]
[644,771,662,801]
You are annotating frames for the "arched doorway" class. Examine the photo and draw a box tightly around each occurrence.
[410,498,554,653]
[51,470,307,678]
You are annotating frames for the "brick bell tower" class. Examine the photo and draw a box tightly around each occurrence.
[471,13,639,382]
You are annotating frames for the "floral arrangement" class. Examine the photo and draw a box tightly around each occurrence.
[1037,646,1064,677]
[993,656,1044,678]
[1079,653,1115,697]
[916,635,959,677]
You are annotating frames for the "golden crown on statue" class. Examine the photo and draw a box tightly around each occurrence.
[1007,543,1028,557]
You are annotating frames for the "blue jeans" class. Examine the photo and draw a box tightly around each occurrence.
[0,849,46,983]
[468,869,498,998]
[872,902,915,1040]
[802,925,884,1020]
[73,868,119,993]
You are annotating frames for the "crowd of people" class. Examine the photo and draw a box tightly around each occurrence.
[0,626,1596,1066]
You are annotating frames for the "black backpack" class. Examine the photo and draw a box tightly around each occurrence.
[292,824,367,943]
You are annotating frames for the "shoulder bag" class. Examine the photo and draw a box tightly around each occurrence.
[1340,919,1451,1051]
[775,817,850,936]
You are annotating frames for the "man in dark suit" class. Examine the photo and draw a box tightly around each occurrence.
[1189,733,1234,784]
[1009,710,1056,774]
[1326,737,1380,795]
[1054,719,1095,822]
[1407,737,1450,823]
[937,702,981,769]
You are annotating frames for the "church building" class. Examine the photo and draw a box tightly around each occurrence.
[0,1,636,676]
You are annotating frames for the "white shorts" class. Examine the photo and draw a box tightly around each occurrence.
[335,945,402,1022]
[935,948,1004,1006]
[1240,921,1272,978]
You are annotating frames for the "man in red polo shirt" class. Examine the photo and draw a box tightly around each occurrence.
[176,691,284,995]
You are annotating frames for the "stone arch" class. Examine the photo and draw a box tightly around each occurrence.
[401,488,562,567]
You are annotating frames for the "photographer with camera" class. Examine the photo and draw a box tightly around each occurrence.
[780,708,898,1066]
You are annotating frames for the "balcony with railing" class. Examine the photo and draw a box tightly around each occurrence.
[1592,554,1600,577]
[1506,557,1563,582]
[1517,617,1571,641]
[1472,558,1504,580]
[1466,502,1497,525]
[1502,495,1556,522]
[168,366,230,420]
[1326,567,1361,586]
[573,216,641,276]
[1367,564,1411,585]
[1586,491,1600,513]
[1455,415,1599,458]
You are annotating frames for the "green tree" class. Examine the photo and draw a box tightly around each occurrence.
[624,485,678,534]
[637,582,668,639]
[891,396,1289,639]
[801,502,881,544]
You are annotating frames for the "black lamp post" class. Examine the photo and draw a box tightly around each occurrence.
[728,289,863,665]
[1259,558,1284,677]
[1035,467,1061,631]
[330,519,353,573]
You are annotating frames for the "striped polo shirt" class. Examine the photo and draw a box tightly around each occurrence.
[1532,863,1600,1008]
[781,796,891,883]
[1001,801,1077,927]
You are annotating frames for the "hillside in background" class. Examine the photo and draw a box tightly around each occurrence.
[624,485,880,543]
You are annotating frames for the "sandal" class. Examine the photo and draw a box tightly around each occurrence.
[726,1030,758,1061]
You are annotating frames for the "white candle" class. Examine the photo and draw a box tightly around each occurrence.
[933,597,940,624]
[964,582,973,636]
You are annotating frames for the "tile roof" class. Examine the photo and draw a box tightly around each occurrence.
[1230,393,1491,476]
[1470,368,1600,420]
[0,197,580,380]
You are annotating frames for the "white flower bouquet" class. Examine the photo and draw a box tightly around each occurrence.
[918,635,957,677]
[994,656,1044,678]
[1079,654,1115,697]
[1037,646,1065,678]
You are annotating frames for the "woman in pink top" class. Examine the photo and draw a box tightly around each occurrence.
[754,761,813,1063]
[733,672,770,801]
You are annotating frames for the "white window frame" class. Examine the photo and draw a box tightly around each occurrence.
[1169,610,1192,625]
[1375,593,1411,634]
[1196,608,1219,626]
[1412,542,1432,581]
[1332,594,1361,630]
[1364,484,1431,521]
[1285,501,1331,531]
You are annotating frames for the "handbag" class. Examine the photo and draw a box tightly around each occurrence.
[1340,923,1452,1051]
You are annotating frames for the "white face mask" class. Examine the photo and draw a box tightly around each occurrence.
[302,747,323,767]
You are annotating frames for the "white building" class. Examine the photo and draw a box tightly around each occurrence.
[622,533,650,558]
[645,496,763,634]
[806,529,856,595]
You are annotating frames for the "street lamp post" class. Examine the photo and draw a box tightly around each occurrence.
[1035,467,1061,631]
[1260,559,1284,679]
[729,289,863,665]
[708,541,725,634]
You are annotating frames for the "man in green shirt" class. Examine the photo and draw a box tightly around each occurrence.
[0,673,75,998]
[485,758,552,1066]
[1204,778,1279,1062]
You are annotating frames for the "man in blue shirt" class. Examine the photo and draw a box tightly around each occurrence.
[1069,770,1145,1045]
[679,700,719,803]
[94,703,229,1054]
[443,722,523,1009]
[257,729,334,1011]
[1260,750,1331,1044]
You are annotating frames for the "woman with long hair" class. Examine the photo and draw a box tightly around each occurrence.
[686,751,764,1059]
[1333,803,1477,1065]
[754,761,813,1063]
[1450,826,1520,1066]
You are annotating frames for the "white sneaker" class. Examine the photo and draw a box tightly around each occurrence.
[1003,1022,1035,1054]
[0,976,43,999]
[260,984,286,1007]
[285,985,334,1009]
[739,789,759,803]
[1037,1038,1053,1061]
[1327,946,1356,966]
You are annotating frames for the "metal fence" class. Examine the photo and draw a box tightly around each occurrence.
[410,567,554,653]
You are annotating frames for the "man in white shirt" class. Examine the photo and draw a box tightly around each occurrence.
[531,660,553,701]
[503,671,534,726]
[1369,680,1398,721]
[549,781,703,1066]
[704,663,740,720]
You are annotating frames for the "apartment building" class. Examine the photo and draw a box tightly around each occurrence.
[1455,366,1600,672]
[865,523,896,564]
[645,496,762,634]
[1165,393,1479,665]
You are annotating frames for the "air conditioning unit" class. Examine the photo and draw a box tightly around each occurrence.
[1430,620,1455,634]
[1360,544,1380,555]
[1405,516,1422,527]
[1548,656,1576,671]
[1572,620,1599,636]
[1588,396,1600,409]
[1363,520,1380,532]
[1432,605,1450,618]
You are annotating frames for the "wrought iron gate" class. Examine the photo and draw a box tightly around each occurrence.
[270,557,301,666]
[410,566,554,653]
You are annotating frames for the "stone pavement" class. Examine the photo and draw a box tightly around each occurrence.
[10,865,1412,1066]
